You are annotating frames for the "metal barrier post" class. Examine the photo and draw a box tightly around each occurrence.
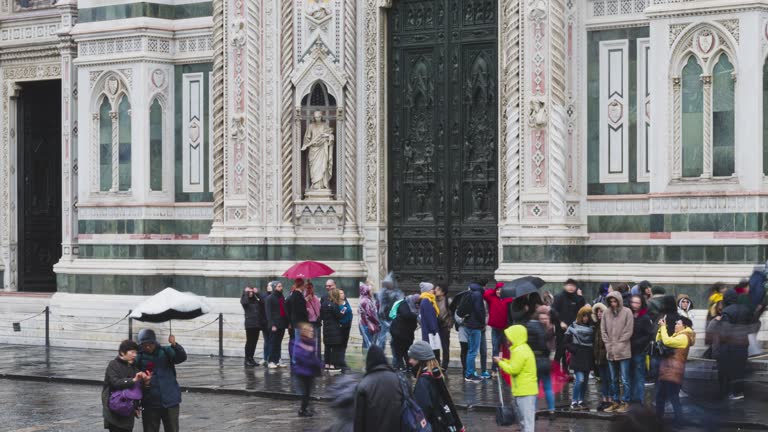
[44,306,50,347]
[128,309,133,340]
[218,313,224,358]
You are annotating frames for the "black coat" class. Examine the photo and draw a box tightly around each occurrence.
[390,300,418,344]
[630,310,654,356]
[525,320,551,376]
[353,365,404,432]
[552,291,586,328]
[241,291,267,329]
[265,291,289,330]
[286,289,309,327]
[566,343,594,373]
[102,357,139,430]
[321,298,345,346]
[463,284,487,330]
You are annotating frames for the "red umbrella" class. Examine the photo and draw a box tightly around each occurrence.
[282,261,335,279]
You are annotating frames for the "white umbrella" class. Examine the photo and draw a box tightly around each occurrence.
[130,288,211,329]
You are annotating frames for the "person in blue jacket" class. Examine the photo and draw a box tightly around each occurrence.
[418,282,442,360]
[464,281,487,382]
[135,329,187,432]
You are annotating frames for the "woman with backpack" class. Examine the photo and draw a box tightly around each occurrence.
[390,295,419,370]
[407,341,465,432]
[102,340,149,432]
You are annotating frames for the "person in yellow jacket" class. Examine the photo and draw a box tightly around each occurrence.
[655,316,695,425]
[493,325,538,432]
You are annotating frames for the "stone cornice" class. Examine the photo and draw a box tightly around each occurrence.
[645,1,768,18]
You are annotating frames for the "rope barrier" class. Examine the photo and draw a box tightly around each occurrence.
[174,316,221,334]
[0,309,46,323]
[53,312,130,332]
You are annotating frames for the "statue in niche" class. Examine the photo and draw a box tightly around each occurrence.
[302,110,335,193]
[306,0,331,20]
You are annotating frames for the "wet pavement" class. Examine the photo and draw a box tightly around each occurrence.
[0,379,747,432]
[0,344,766,429]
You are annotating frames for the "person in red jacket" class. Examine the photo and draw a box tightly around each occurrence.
[484,282,513,375]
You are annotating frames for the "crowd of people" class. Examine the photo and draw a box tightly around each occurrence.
[101,271,767,432]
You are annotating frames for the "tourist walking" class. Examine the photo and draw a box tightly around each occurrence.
[592,302,612,411]
[358,282,380,357]
[552,279,586,373]
[601,291,633,413]
[135,329,187,432]
[655,316,695,424]
[494,325,538,432]
[565,305,594,410]
[353,345,404,432]
[408,341,465,432]
[241,286,267,367]
[435,283,454,371]
[463,281,487,382]
[390,293,418,370]
[629,295,653,405]
[484,281,512,376]
[265,281,289,368]
[103,340,148,432]
[528,306,555,414]
[321,288,346,372]
[293,323,324,417]
[375,272,403,355]
[418,282,442,360]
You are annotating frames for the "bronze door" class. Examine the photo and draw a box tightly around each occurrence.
[388,0,498,289]
[18,80,62,292]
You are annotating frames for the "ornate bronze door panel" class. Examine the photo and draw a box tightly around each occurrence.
[18,80,62,292]
[388,0,498,289]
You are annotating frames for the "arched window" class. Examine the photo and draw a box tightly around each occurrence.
[149,99,163,191]
[712,54,735,177]
[681,56,703,178]
[118,96,132,191]
[98,98,112,192]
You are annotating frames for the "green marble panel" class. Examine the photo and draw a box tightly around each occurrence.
[79,2,212,22]
[78,244,363,261]
[175,64,214,203]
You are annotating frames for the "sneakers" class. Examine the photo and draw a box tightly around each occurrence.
[596,401,611,412]
[570,402,580,411]
[464,374,482,383]
[277,362,288,368]
[259,360,268,367]
[244,358,257,367]
[728,393,745,401]
[298,409,314,417]
[645,381,655,387]
[267,362,278,369]
[614,402,630,413]
[480,371,492,380]
[578,402,588,411]
[603,402,620,413]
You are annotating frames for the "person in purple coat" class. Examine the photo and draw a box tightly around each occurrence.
[292,322,324,417]
[418,282,442,360]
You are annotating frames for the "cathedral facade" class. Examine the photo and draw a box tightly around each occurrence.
[0,0,764,305]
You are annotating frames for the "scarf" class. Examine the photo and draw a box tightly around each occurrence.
[419,292,440,316]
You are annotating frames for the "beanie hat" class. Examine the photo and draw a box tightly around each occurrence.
[137,329,157,345]
[419,282,434,293]
[495,282,504,289]
[407,340,435,361]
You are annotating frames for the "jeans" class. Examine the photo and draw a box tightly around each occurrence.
[540,373,555,411]
[655,380,682,421]
[573,371,587,402]
[269,328,285,364]
[630,353,647,403]
[465,328,482,377]
[515,395,537,432]
[491,328,504,372]
[262,328,272,362]
[439,327,451,369]
[142,406,180,432]
[609,359,631,403]
[480,329,488,373]
[358,323,378,349]
[376,319,391,350]
[598,364,612,399]
[244,327,261,359]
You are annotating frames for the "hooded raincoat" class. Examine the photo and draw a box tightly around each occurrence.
[601,291,634,361]
[497,325,538,397]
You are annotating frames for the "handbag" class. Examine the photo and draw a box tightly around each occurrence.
[108,380,143,417]
[650,340,673,358]
[495,361,519,426]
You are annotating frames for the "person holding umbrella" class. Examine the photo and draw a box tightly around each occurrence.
[135,329,187,432]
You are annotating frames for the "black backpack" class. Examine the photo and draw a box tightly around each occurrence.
[454,291,473,320]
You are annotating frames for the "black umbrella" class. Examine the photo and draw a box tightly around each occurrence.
[500,276,545,299]
[130,288,211,328]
